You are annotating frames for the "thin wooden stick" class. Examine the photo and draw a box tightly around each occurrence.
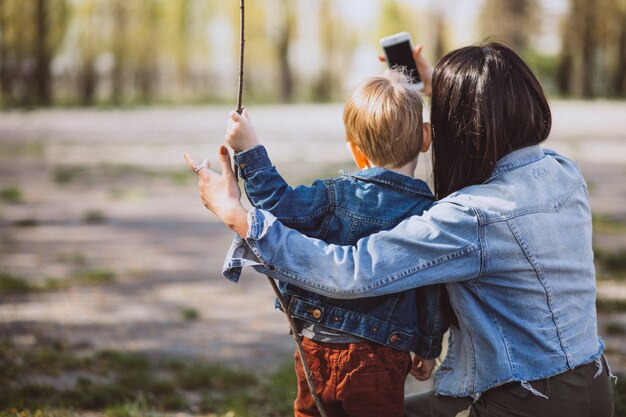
[233,0,245,182]
[236,0,245,115]
[234,2,327,415]
[267,277,329,417]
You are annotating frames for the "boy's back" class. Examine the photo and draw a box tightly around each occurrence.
[232,145,446,353]
[222,70,450,417]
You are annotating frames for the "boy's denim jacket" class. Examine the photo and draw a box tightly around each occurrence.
[223,146,605,399]
[223,145,451,358]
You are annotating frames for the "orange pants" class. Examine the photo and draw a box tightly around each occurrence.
[294,337,411,417]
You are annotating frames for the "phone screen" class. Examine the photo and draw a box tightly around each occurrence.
[384,41,421,83]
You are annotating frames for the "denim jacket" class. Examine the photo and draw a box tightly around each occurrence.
[223,145,604,399]
[223,145,451,358]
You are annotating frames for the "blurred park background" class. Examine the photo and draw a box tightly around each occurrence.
[1,0,626,416]
[0,0,625,107]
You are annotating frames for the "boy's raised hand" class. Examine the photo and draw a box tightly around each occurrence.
[226,109,260,153]
[410,355,436,381]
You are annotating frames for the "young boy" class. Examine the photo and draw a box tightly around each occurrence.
[223,70,451,417]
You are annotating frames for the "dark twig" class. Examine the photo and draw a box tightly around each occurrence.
[234,0,245,181]
[234,2,326,416]
[267,277,329,417]
[236,0,245,115]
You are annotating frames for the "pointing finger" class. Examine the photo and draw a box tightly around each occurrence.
[184,153,197,172]
[218,145,234,178]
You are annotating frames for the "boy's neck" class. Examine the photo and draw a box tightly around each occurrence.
[371,159,417,178]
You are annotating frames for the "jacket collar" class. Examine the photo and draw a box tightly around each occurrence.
[488,145,546,180]
[345,167,435,199]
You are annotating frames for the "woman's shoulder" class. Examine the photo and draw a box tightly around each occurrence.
[423,196,480,227]
[439,148,589,224]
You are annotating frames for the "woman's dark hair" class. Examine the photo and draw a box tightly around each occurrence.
[430,42,551,198]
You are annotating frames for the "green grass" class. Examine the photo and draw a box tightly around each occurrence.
[595,248,626,276]
[596,298,626,313]
[82,210,107,224]
[0,186,23,203]
[593,214,626,234]
[180,308,199,321]
[0,272,34,295]
[0,267,116,295]
[53,166,90,184]
[55,164,192,187]
[0,142,45,159]
[109,188,148,201]
[0,341,296,415]
[12,218,39,227]
[73,269,116,285]
[104,399,157,417]
[56,253,87,266]
[605,322,626,335]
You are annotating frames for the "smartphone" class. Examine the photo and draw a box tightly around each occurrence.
[380,32,423,88]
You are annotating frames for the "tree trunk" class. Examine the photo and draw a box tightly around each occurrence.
[314,0,334,101]
[612,11,626,96]
[81,59,97,105]
[580,0,595,98]
[557,47,573,96]
[111,0,126,105]
[433,10,446,60]
[277,0,294,102]
[35,0,51,105]
[0,0,8,101]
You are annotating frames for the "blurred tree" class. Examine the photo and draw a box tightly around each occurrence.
[157,0,213,102]
[74,0,103,105]
[133,0,161,102]
[314,0,355,102]
[479,0,539,50]
[377,0,416,41]
[224,0,272,103]
[429,0,449,60]
[0,0,67,106]
[35,0,52,104]
[276,0,295,102]
[0,0,9,101]
[613,8,626,96]
[558,0,625,97]
[110,0,128,104]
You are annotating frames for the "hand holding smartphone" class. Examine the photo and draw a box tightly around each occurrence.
[380,32,424,89]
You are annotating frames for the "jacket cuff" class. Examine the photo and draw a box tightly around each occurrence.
[246,208,276,240]
[414,333,444,359]
[234,145,272,179]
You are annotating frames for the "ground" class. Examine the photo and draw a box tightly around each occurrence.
[0,102,625,413]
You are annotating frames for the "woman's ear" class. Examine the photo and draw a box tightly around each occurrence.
[346,141,370,169]
[420,123,432,153]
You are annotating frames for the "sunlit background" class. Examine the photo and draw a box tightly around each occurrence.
[0,0,625,416]
[0,0,624,107]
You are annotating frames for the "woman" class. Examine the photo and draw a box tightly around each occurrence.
[185,42,614,416]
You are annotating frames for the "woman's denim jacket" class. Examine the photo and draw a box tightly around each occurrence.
[224,145,451,358]
[223,146,605,399]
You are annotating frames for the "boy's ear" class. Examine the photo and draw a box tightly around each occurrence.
[420,123,432,153]
[346,141,370,169]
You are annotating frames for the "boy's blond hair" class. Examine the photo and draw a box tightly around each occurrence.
[343,70,424,168]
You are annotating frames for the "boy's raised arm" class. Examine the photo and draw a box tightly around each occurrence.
[226,111,331,233]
